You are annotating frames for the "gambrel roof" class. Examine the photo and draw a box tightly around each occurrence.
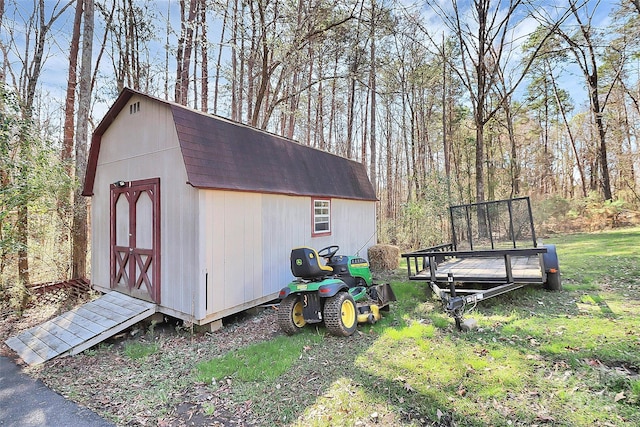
[83,88,377,201]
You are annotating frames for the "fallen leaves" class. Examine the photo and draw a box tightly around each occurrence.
[614,391,626,402]
[536,413,556,423]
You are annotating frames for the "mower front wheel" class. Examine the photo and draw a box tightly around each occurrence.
[279,295,306,335]
[323,291,357,337]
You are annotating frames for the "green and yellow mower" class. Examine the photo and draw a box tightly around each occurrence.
[278,245,395,337]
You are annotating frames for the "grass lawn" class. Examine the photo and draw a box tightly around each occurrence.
[194,227,640,426]
[26,227,640,426]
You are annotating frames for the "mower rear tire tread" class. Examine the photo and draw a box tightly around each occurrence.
[323,292,357,337]
[279,295,306,335]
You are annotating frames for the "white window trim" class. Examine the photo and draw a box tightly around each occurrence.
[312,198,331,236]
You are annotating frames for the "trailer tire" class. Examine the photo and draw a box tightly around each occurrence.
[545,271,562,291]
[279,295,306,335]
[324,292,357,336]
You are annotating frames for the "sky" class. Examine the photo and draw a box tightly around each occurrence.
[0,0,626,129]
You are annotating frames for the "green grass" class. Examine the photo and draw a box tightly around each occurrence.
[190,227,640,426]
[123,341,158,360]
[548,227,640,291]
[195,333,324,383]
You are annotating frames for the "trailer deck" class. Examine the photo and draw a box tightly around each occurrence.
[409,254,543,282]
[405,247,546,284]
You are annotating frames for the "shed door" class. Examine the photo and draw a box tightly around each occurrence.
[110,178,161,303]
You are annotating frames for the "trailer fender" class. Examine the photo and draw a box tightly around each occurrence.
[542,244,562,291]
[542,244,560,273]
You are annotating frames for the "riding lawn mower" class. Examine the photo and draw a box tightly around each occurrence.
[277,245,396,337]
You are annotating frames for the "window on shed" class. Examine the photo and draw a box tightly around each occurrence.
[312,199,331,236]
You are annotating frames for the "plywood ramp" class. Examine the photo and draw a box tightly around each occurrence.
[4,292,156,366]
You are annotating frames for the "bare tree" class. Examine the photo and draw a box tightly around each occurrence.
[72,0,94,279]
[549,69,588,197]
[432,0,567,205]
[200,0,208,112]
[554,0,619,200]
[212,0,229,114]
[3,0,74,288]
[57,0,83,263]
[175,0,198,105]
[368,0,377,191]
[61,1,82,173]
[103,0,155,92]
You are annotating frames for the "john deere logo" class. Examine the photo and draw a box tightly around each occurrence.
[296,259,303,266]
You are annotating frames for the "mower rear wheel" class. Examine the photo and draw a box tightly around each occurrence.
[323,292,357,336]
[279,295,306,335]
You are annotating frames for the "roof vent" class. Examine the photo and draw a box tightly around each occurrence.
[129,101,140,114]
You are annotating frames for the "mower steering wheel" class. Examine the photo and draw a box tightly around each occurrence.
[318,245,339,261]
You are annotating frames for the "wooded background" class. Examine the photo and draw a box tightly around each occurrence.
[1,0,639,309]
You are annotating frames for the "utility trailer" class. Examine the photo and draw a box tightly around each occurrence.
[402,197,561,330]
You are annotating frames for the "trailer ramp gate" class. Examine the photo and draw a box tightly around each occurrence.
[5,291,156,365]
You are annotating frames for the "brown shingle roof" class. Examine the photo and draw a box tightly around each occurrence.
[83,88,377,201]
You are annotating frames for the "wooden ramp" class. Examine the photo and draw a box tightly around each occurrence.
[5,292,156,365]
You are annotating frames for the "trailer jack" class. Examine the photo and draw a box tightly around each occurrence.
[445,296,465,330]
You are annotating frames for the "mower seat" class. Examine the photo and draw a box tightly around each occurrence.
[290,247,333,280]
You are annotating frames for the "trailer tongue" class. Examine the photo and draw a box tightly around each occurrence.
[402,197,561,330]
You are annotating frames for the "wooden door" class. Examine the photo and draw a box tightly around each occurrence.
[110,178,161,303]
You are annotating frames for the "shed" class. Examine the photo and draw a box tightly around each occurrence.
[82,88,377,328]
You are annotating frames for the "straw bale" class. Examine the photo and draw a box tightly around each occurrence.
[368,244,400,271]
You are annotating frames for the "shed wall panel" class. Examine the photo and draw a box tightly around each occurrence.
[201,191,264,314]
[260,195,311,295]
[330,199,377,258]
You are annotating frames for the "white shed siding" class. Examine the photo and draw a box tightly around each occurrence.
[260,195,312,296]
[90,95,200,318]
[200,191,377,319]
[199,191,265,317]
[329,198,377,258]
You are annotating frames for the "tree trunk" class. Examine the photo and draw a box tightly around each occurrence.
[474,0,487,205]
[213,1,228,114]
[346,53,358,159]
[368,0,377,191]
[194,0,209,113]
[590,81,613,200]
[385,102,393,220]
[201,0,209,112]
[62,1,82,172]
[71,0,93,279]
[503,97,519,197]
[175,0,198,105]
[441,35,452,203]
[59,0,83,266]
[230,0,239,120]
